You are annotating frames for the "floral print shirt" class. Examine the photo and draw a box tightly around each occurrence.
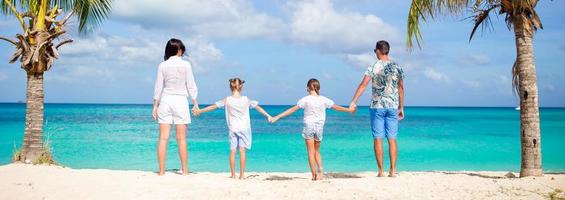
[364,59,404,109]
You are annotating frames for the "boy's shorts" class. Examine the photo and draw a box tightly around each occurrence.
[370,108,399,139]
[157,95,190,124]
[229,129,252,150]
[302,122,324,141]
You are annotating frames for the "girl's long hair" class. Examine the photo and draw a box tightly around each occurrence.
[307,78,320,95]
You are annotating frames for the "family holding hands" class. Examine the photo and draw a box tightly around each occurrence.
[153,39,404,181]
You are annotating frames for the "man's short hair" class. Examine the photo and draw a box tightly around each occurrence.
[375,40,390,55]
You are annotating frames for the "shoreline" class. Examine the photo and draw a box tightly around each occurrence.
[1,164,564,200]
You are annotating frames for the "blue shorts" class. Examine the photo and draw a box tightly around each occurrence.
[229,129,252,150]
[370,108,399,139]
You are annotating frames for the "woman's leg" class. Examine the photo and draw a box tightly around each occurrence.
[175,124,188,175]
[158,124,171,176]
[314,141,323,180]
[239,147,246,179]
[305,139,317,180]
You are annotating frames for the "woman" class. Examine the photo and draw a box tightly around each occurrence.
[152,38,199,176]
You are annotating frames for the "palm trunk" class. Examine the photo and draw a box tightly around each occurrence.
[20,72,45,163]
[514,15,542,177]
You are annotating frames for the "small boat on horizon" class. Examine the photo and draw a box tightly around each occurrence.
[515,106,520,111]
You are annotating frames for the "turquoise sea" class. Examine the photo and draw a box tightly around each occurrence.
[0,103,564,172]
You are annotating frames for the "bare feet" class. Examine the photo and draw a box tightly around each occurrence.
[239,175,246,180]
[388,169,397,177]
[158,172,165,176]
[315,168,323,180]
[377,170,385,177]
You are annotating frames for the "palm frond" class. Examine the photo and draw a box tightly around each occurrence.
[469,4,499,42]
[56,0,112,33]
[0,36,17,45]
[406,0,469,49]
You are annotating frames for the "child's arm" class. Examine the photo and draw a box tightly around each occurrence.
[254,105,272,120]
[331,105,354,113]
[272,105,300,123]
[193,99,224,116]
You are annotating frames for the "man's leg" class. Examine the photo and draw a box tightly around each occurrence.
[373,139,385,177]
[370,109,386,177]
[385,109,399,177]
[387,138,398,177]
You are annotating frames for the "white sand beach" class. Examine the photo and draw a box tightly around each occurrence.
[0,164,563,200]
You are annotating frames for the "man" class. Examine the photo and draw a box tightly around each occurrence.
[349,40,405,177]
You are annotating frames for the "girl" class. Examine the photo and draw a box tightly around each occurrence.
[270,78,353,180]
[193,78,272,179]
[152,38,199,176]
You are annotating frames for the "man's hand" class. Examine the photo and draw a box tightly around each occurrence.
[152,106,158,121]
[398,108,404,121]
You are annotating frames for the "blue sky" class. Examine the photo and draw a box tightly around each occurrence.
[0,0,564,107]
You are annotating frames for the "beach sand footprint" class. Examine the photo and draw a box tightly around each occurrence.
[325,173,362,179]
[265,175,306,181]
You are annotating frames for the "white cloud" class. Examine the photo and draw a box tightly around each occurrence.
[59,33,226,71]
[458,54,490,66]
[185,37,227,72]
[59,33,161,65]
[424,68,448,82]
[46,65,115,84]
[113,0,285,40]
[112,0,399,55]
[344,53,376,70]
[288,0,398,53]
[49,32,228,85]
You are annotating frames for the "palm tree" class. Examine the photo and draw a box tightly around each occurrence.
[0,0,111,163]
[406,0,543,177]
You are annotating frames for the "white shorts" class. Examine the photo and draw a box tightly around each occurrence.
[302,122,324,141]
[157,95,190,124]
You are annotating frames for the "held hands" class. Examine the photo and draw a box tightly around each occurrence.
[268,116,280,123]
[348,102,358,114]
[192,105,201,117]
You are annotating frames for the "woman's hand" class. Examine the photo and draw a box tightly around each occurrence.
[152,106,158,121]
[192,103,200,117]
[192,108,201,117]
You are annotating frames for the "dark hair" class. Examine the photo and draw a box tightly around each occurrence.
[307,78,320,95]
[164,38,186,61]
[375,40,390,55]
[229,77,245,92]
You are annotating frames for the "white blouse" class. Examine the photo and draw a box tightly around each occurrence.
[153,56,198,101]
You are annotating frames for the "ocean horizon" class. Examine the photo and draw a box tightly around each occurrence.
[1,103,564,173]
